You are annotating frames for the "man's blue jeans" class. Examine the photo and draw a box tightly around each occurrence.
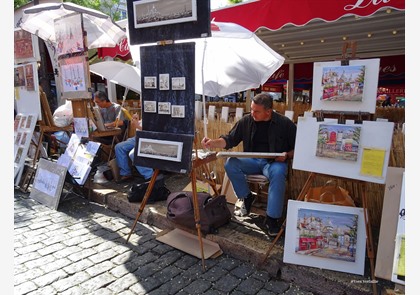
[115,137,154,179]
[224,157,288,219]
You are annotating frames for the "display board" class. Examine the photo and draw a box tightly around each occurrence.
[293,117,394,184]
[127,0,211,45]
[311,58,380,113]
[133,43,195,174]
[284,200,367,275]
[392,171,405,284]
[14,112,38,185]
[29,158,67,210]
[14,62,41,120]
[375,167,405,283]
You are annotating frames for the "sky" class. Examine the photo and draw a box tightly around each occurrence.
[211,0,230,9]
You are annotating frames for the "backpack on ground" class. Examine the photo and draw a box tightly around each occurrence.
[127,174,170,203]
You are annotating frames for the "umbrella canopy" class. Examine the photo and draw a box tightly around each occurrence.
[129,21,285,97]
[20,2,125,49]
[90,61,141,94]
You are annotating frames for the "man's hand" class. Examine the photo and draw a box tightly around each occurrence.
[274,153,288,162]
[131,113,141,130]
[201,137,211,149]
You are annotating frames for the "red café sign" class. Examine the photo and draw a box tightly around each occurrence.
[97,37,131,60]
[211,0,405,32]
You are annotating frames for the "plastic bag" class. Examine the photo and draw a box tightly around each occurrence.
[53,100,73,127]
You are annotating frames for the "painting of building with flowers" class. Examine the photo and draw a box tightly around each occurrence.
[295,208,359,262]
[321,65,365,101]
[316,124,361,161]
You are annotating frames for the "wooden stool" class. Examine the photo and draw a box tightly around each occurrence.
[246,174,269,215]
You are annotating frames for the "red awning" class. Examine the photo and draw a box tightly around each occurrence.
[97,37,131,60]
[211,0,405,32]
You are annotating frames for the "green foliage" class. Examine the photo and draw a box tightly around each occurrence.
[14,0,30,9]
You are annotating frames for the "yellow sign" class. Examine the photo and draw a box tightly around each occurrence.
[360,147,386,178]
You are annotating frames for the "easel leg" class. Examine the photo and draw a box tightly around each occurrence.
[360,182,378,295]
[262,172,316,263]
[126,169,160,243]
[191,169,206,271]
[201,163,219,196]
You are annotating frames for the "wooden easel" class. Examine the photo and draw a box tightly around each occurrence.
[125,138,219,271]
[262,172,378,295]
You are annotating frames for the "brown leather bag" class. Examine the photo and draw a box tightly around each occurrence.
[304,180,355,207]
[166,192,232,234]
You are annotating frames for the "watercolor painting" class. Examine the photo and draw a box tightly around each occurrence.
[316,124,361,161]
[284,200,366,275]
[321,65,365,101]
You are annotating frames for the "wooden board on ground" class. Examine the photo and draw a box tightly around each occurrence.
[156,228,222,259]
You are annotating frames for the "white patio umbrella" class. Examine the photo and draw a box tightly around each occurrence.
[128,21,284,137]
[20,2,125,49]
[129,21,284,98]
[90,61,141,94]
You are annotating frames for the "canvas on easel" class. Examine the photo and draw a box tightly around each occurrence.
[30,158,68,210]
[293,117,394,184]
[311,58,380,113]
[284,200,367,275]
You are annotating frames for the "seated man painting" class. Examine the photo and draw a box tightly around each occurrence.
[93,90,127,144]
[201,93,297,236]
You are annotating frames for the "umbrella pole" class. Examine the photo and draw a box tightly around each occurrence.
[201,39,208,139]
[115,87,129,127]
[202,95,208,139]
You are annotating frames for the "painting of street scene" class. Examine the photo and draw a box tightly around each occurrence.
[138,138,183,162]
[295,208,359,262]
[316,124,361,161]
[134,0,197,29]
[321,65,365,101]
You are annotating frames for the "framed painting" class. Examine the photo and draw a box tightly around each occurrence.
[312,59,380,113]
[284,200,366,275]
[137,137,183,162]
[58,54,91,99]
[134,131,194,174]
[29,158,68,210]
[15,66,26,87]
[171,105,185,118]
[144,76,157,89]
[144,100,157,113]
[172,77,186,90]
[158,102,171,115]
[14,28,39,62]
[159,73,170,90]
[133,0,197,29]
[54,12,85,56]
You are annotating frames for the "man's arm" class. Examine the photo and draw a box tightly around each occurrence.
[201,137,227,149]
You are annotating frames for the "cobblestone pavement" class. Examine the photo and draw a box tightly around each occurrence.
[14,190,313,295]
